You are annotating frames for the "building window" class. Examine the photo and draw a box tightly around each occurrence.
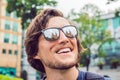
[12,35,18,44]
[113,17,120,29]
[5,20,10,30]
[12,22,18,32]
[14,50,18,55]
[4,33,10,43]
[2,49,6,54]
[9,50,12,55]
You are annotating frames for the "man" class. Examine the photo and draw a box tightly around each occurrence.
[24,8,111,80]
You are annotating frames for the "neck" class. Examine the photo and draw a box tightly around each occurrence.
[45,66,79,80]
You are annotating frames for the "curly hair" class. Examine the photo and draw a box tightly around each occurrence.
[24,8,83,73]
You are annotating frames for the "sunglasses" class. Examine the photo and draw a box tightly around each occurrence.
[40,25,78,41]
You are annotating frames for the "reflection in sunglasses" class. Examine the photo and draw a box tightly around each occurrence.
[52,33,58,40]
[66,30,72,37]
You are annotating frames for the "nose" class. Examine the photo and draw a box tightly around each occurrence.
[58,31,69,44]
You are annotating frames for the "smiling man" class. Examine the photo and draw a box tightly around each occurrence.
[24,8,111,80]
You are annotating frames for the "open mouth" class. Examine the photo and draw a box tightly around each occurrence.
[56,48,72,54]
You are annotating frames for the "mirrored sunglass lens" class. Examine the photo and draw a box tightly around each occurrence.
[43,29,59,40]
[63,26,77,38]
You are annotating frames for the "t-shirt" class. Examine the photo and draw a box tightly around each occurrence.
[77,70,111,80]
[41,70,111,80]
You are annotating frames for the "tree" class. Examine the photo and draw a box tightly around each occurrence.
[68,4,111,71]
[6,0,57,29]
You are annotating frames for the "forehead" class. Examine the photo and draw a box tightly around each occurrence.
[46,17,70,28]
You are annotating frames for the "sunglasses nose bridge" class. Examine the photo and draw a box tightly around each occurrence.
[59,29,69,40]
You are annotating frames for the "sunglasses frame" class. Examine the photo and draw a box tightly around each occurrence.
[40,25,78,41]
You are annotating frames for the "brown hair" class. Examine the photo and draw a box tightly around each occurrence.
[24,8,83,73]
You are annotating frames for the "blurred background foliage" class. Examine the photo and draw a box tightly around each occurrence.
[6,0,57,29]
[0,74,23,80]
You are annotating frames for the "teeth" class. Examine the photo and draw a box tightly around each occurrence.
[57,48,71,54]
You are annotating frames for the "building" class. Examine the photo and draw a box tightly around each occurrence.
[90,10,120,66]
[0,0,22,77]
[98,11,120,65]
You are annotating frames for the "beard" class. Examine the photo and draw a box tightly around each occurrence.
[42,53,80,70]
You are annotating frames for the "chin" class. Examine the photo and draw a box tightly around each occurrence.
[55,59,79,70]
[56,63,76,70]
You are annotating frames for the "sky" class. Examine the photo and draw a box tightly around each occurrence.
[55,0,120,16]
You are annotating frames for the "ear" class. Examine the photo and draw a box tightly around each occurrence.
[34,55,40,59]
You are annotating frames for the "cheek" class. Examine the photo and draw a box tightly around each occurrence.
[71,39,78,48]
[38,42,49,55]
[71,39,79,55]
[38,36,49,51]
[38,42,55,63]
[38,37,55,57]
[37,43,49,61]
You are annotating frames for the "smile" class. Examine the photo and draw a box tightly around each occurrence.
[56,48,72,54]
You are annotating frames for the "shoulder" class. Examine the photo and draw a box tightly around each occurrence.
[85,72,111,80]
[85,72,104,80]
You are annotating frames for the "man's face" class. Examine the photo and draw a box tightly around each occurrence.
[36,17,79,70]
